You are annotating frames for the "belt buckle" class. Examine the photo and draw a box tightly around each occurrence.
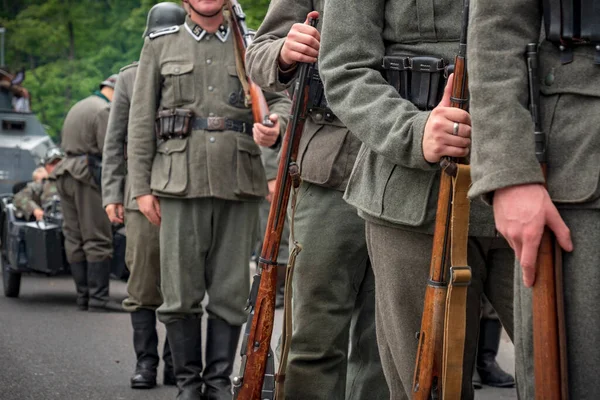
[207,117,225,131]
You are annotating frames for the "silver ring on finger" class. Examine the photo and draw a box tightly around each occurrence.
[453,122,460,136]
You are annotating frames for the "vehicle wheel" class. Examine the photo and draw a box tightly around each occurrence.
[1,255,21,298]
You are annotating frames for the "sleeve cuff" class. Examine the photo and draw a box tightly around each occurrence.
[468,166,545,201]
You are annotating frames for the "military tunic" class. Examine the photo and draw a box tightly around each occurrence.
[319,0,514,398]
[54,94,113,263]
[467,1,600,398]
[101,63,163,311]
[127,17,291,326]
[247,1,387,398]
[13,179,58,220]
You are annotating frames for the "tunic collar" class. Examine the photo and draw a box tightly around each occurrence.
[184,16,230,43]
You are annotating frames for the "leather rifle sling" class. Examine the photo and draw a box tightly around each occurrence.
[226,9,252,106]
[274,184,303,399]
[441,163,472,399]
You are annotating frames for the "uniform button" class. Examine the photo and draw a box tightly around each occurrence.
[315,113,323,121]
[208,86,214,92]
[205,36,210,41]
[209,137,216,143]
[545,73,554,86]
[206,59,212,64]
[209,112,215,117]
[174,67,180,73]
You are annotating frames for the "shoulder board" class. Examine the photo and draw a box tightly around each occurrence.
[120,61,139,72]
[149,26,180,40]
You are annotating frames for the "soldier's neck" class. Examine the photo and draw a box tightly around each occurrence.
[190,11,224,33]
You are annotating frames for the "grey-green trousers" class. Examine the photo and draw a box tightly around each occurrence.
[365,221,514,400]
[285,182,388,400]
[122,209,162,311]
[55,173,112,263]
[156,197,258,326]
[515,208,600,400]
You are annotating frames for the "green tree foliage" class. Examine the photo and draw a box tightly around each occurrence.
[0,0,270,141]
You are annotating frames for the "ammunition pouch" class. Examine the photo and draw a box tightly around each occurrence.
[86,154,103,189]
[155,108,194,141]
[307,66,336,122]
[542,0,600,63]
[382,56,449,110]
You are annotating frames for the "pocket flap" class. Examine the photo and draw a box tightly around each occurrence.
[227,65,239,77]
[161,63,194,76]
[237,136,261,156]
[157,138,188,155]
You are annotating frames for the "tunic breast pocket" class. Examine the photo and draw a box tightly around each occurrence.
[226,65,247,108]
[161,63,196,107]
[150,138,189,196]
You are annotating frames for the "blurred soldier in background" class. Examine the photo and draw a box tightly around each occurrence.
[14,147,63,221]
[53,75,122,312]
[102,2,186,390]
[127,0,291,398]
[31,167,48,183]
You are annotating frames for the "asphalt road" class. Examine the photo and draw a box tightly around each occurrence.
[0,273,516,400]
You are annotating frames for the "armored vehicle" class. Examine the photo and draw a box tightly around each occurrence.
[0,68,55,194]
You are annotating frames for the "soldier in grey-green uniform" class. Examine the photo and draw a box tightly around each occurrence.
[246,3,388,399]
[319,1,515,398]
[14,147,63,221]
[54,75,122,312]
[127,0,291,398]
[467,1,599,398]
[102,2,186,390]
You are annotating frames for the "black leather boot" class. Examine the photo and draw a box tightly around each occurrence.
[203,317,241,400]
[275,263,286,309]
[70,261,89,310]
[472,368,482,390]
[477,318,515,388]
[163,336,176,386]
[87,260,123,312]
[130,309,159,389]
[166,318,203,400]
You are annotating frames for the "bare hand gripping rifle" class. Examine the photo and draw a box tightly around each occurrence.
[412,1,472,399]
[526,43,569,400]
[227,0,273,126]
[233,17,319,400]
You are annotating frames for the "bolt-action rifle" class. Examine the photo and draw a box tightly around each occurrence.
[227,0,273,126]
[233,17,319,400]
[412,1,471,399]
[526,42,569,400]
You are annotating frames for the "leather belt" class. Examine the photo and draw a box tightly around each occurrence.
[192,117,253,135]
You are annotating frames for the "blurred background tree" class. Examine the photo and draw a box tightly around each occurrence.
[0,0,270,141]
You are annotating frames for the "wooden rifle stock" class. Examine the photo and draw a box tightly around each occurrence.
[412,1,469,398]
[233,18,318,400]
[227,0,273,126]
[526,43,569,400]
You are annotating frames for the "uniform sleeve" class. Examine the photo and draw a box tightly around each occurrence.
[95,106,110,154]
[319,0,435,171]
[14,183,41,220]
[246,0,313,92]
[264,90,292,141]
[128,39,160,199]
[101,73,130,206]
[467,0,545,199]
[260,146,280,181]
